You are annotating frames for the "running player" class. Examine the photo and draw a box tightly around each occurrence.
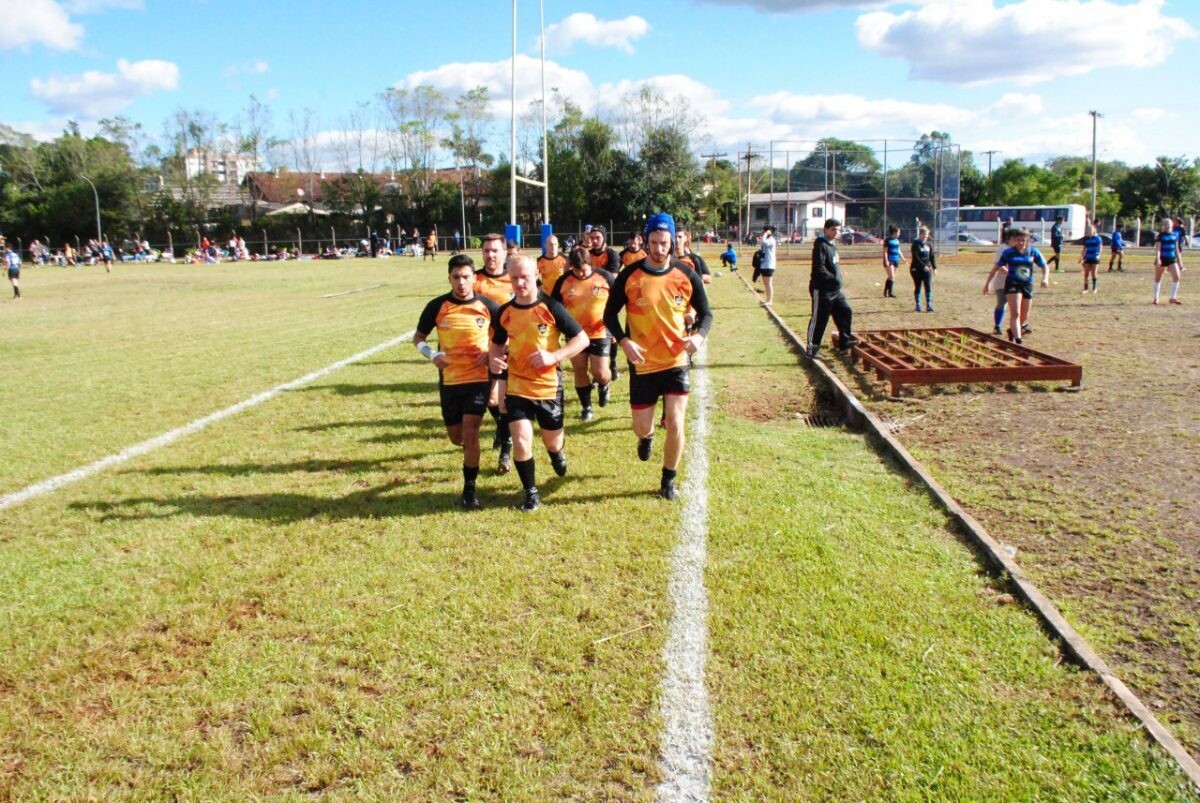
[551,246,614,421]
[984,227,1048,344]
[537,234,567,288]
[674,229,712,285]
[474,233,516,472]
[882,225,904,298]
[586,226,620,273]
[1108,222,1126,272]
[489,255,589,511]
[805,218,859,359]
[909,226,937,312]
[1153,218,1184,305]
[100,237,114,273]
[414,254,500,510]
[603,213,713,501]
[5,242,21,299]
[1079,220,1102,293]
[619,233,646,268]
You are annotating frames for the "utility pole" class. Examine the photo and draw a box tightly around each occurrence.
[1089,110,1103,221]
[700,151,726,167]
[981,150,1000,181]
[741,145,759,241]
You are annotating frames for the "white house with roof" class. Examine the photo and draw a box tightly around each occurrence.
[746,191,851,238]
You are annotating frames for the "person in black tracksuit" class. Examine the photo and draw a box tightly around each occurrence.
[805,218,858,359]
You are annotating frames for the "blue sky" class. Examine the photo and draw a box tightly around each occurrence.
[1,0,1197,172]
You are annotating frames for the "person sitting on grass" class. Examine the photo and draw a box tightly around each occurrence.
[984,227,1048,345]
[720,241,737,271]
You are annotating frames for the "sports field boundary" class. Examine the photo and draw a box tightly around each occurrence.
[0,331,415,512]
[736,272,1200,789]
[656,342,714,801]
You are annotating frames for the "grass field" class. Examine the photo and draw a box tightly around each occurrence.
[0,256,1195,798]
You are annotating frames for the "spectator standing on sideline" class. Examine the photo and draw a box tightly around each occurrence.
[453,229,462,253]
[909,226,937,312]
[414,254,500,510]
[805,219,858,359]
[758,224,777,305]
[5,242,21,299]
[489,255,589,512]
[1108,222,1126,272]
[424,228,438,261]
[603,213,712,501]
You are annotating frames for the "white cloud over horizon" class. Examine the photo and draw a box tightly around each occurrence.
[0,0,85,50]
[856,0,1196,85]
[543,13,650,55]
[30,58,180,119]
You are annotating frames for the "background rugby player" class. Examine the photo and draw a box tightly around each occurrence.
[551,246,615,421]
[473,233,516,473]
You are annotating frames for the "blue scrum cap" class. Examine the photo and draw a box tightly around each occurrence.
[643,212,676,242]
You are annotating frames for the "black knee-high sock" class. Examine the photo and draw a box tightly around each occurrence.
[489,405,510,445]
[515,458,536,490]
[661,467,677,484]
[884,278,893,297]
[575,384,592,408]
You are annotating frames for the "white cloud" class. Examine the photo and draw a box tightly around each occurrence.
[856,0,1196,85]
[399,55,596,117]
[223,60,270,78]
[0,0,84,50]
[599,74,731,116]
[696,0,883,10]
[543,13,650,55]
[30,58,180,119]
[65,0,142,11]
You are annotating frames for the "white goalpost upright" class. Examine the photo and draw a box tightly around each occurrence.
[509,0,551,249]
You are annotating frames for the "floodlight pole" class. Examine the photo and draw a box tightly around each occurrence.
[80,174,102,245]
[1089,110,1103,220]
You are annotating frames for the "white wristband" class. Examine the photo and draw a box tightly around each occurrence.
[417,341,435,360]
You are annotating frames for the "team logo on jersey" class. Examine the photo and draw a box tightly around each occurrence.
[475,317,486,328]
[673,294,685,306]
[592,285,603,296]
[537,323,548,334]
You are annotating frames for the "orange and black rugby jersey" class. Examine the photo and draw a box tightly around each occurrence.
[619,246,647,267]
[550,269,614,340]
[474,269,514,306]
[677,252,711,277]
[587,246,619,273]
[536,254,568,287]
[603,260,713,375]
[415,293,500,386]
[492,294,583,400]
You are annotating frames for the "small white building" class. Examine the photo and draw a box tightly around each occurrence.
[185,149,258,185]
[746,191,851,238]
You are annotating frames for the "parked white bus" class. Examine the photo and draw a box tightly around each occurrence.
[940,204,1089,244]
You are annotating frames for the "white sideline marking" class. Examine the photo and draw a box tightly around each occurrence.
[321,283,386,299]
[656,342,714,802]
[0,331,416,512]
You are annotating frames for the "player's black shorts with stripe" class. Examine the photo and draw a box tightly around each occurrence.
[584,337,611,357]
[629,366,689,408]
[505,389,565,431]
[439,381,489,426]
[1083,259,1099,267]
[1004,279,1034,299]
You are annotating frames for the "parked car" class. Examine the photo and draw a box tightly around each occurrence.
[1069,233,1113,246]
[957,233,993,246]
[840,231,882,245]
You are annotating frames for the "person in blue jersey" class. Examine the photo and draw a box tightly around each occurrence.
[983,227,1048,345]
[881,225,905,298]
[988,228,1015,334]
[719,241,737,271]
[5,242,21,299]
[909,226,937,312]
[1108,222,1126,272]
[1153,217,1184,305]
[1174,218,1189,251]
[1047,215,1064,272]
[100,237,114,273]
[1078,220,1102,294]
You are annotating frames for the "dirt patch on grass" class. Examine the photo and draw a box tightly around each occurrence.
[762,245,1200,753]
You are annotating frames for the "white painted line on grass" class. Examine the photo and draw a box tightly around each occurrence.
[0,331,415,512]
[657,342,714,802]
[321,283,387,299]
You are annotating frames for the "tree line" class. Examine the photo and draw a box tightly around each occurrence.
[1,88,1197,255]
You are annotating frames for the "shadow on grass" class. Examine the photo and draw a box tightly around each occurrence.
[130,457,401,477]
[69,475,456,522]
[300,382,432,396]
[293,416,444,432]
